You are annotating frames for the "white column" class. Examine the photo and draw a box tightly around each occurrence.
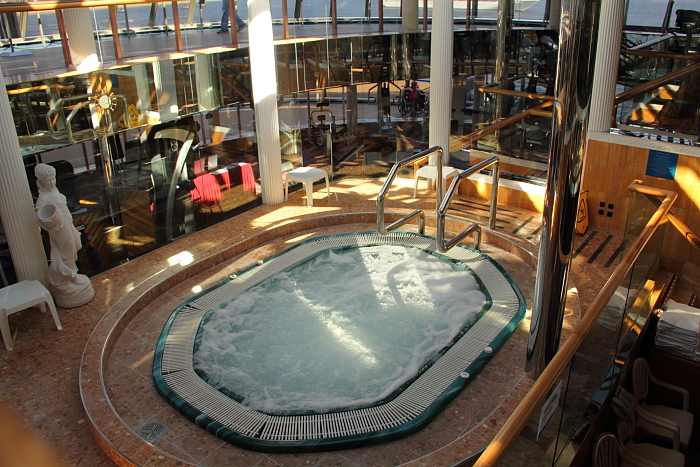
[63,9,99,71]
[401,0,419,32]
[153,60,179,123]
[548,0,562,30]
[133,64,152,125]
[346,85,357,133]
[0,63,48,283]
[195,55,218,112]
[588,0,625,132]
[428,0,453,164]
[248,0,283,205]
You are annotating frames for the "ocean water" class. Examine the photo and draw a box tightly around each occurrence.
[193,245,487,414]
[14,0,696,39]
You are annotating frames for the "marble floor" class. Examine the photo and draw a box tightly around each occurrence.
[0,178,621,466]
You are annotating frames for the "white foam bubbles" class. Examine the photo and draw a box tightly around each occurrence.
[193,245,486,414]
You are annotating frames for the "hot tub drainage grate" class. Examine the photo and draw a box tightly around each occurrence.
[136,419,170,442]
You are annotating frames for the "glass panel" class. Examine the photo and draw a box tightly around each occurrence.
[615,34,700,144]
[498,188,676,465]
[625,0,699,28]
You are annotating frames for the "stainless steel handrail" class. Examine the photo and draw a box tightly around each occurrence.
[377,146,445,235]
[436,156,500,252]
[46,93,130,144]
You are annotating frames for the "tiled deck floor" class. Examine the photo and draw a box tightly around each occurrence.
[0,178,619,466]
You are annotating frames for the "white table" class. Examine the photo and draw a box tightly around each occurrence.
[284,167,331,207]
[0,280,62,351]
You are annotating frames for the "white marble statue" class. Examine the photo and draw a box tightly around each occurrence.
[34,163,95,308]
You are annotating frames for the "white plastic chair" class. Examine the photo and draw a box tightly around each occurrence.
[0,280,62,351]
[616,411,685,467]
[632,357,694,450]
[594,432,679,467]
[284,167,330,207]
[413,164,460,198]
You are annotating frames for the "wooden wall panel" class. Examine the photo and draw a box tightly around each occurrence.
[457,180,544,213]
[582,140,700,237]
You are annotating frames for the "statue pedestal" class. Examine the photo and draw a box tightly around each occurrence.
[48,272,94,308]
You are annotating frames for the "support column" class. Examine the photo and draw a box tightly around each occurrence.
[0,63,48,283]
[428,0,453,164]
[527,0,600,376]
[346,85,357,134]
[588,0,625,132]
[248,0,283,205]
[548,0,562,30]
[153,60,179,122]
[133,64,152,126]
[401,0,419,32]
[494,0,514,124]
[195,55,219,112]
[63,9,99,70]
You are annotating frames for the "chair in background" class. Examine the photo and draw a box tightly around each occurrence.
[594,432,679,467]
[632,357,694,450]
[284,166,330,207]
[193,158,206,175]
[207,154,219,171]
[413,164,460,198]
[190,173,223,213]
[616,411,685,467]
[0,280,62,351]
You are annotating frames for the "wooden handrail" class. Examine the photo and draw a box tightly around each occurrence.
[614,61,700,105]
[449,100,553,153]
[476,86,555,102]
[625,49,700,61]
[628,33,675,50]
[635,186,700,253]
[473,181,678,467]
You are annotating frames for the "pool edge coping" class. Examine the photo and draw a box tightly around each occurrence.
[79,211,546,466]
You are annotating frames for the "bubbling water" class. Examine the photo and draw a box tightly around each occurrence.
[194,245,487,414]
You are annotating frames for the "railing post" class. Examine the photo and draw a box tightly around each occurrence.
[331,0,337,35]
[171,1,183,52]
[282,0,290,39]
[489,162,499,230]
[55,10,72,67]
[108,5,123,59]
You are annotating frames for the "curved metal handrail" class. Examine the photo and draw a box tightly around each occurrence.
[436,156,500,252]
[46,93,130,144]
[473,181,678,467]
[377,146,445,235]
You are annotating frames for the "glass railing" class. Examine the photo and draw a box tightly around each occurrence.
[613,33,700,145]
[1,22,557,281]
[4,0,552,44]
[473,183,682,466]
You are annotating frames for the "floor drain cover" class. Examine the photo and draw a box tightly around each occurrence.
[136,419,170,442]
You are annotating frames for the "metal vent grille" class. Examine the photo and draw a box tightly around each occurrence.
[136,419,170,442]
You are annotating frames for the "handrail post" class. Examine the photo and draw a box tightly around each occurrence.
[436,156,499,252]
[489,162,499,230]
[377,146,444,236]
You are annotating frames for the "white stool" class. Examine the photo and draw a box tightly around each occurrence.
[0,280,62,351]
[414,165,460,197]
[284,167,331,207]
